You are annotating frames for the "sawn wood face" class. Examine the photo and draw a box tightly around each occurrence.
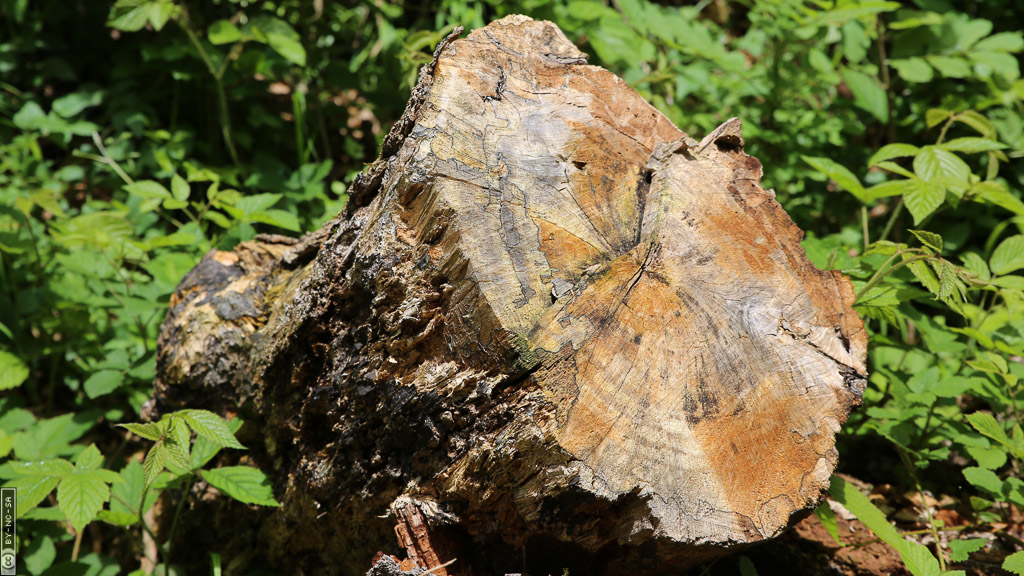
[387,15,867,546]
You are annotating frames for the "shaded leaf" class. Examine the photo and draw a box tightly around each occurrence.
[200,466,279,506]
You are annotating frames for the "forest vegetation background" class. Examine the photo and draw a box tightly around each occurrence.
[2,0,1024,574]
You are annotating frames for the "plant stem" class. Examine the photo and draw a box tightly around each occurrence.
[163,474,197,568]
[179,20,242,170]
[878,198,903,243]
[72,530,83,561]
[861,205,870,252]
[855,252,931,301]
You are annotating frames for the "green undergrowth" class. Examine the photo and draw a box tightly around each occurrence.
[1,0,1023,574]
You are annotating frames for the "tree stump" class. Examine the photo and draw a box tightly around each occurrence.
[152,15,867,576]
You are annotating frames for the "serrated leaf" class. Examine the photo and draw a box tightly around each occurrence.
[111,460,145,517]
[906,259,941,296]
[991,235,1024,275]
[177,410,245,449]
[75,444,103,472]
[914,146,971,182]
[939,137,1007,153]
[1004,551,1024,575]
[143,442,166,486]
[120,422,165,442]
[9,475,61,516]
[909,230,942,253]
[876,161,916,178]
[829,476,903,549]
[0,350,29,390]
[869,144,920,166]
[904,179,945,225]
[949,538,987,562]
[200,466,279,506]
[965,444,1007,469]
[966,412,1011,447]
[963,466,1004,496]
[58,470,112,533]
[901,539,940,576]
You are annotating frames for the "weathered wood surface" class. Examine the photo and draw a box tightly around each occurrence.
[151,15,867,576]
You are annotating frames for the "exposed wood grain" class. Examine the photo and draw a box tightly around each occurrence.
[152,15,867,576]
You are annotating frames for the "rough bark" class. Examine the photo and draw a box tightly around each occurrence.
[151,15,868,576]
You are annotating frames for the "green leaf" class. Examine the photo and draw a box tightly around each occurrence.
[97,509,138,526]
[974,32,1024,53]
[171,173,190,202]
[954,111,997,138]
[143,443,166,486]
[949,538,987,562]
[890,58,933,83]
[990,235,1024,275]
[738,555,758,576]
[866,180,909,201]
[939,137,1006,153]
[926,109,952,128]
[842,68,889,122]
[802,156,866,202]
[927,55,971,78]
[208,20,241,45]
[23,534,56,574]
[813,501,842,545]
[247,209,301,232]
[9,475,60,516]
[1005,550,1024,575]
[963,466,1004,496]
[829,476,903,549]
[58,449,117,534]
[904,178,945,224]
[107,0,151,32]
[869,144,920,166]
[909,230,942,253]
[901,539,940,576]
[965,444,1007,469]
[914,146,971,182]
[177,410,245,449]
[125,180,171,200]
[0,350,29,390]
[971,181,1024,215]
[200,466,279,506]
[52,90,103,118]
[120,422,165,442]
[111,460,148,517]
[970,51,1020,80]
[966,412,1011,448]
[83,370,123,399]
[267,33,306,66]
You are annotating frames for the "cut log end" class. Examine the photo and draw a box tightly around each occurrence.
[154,14,866,576]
